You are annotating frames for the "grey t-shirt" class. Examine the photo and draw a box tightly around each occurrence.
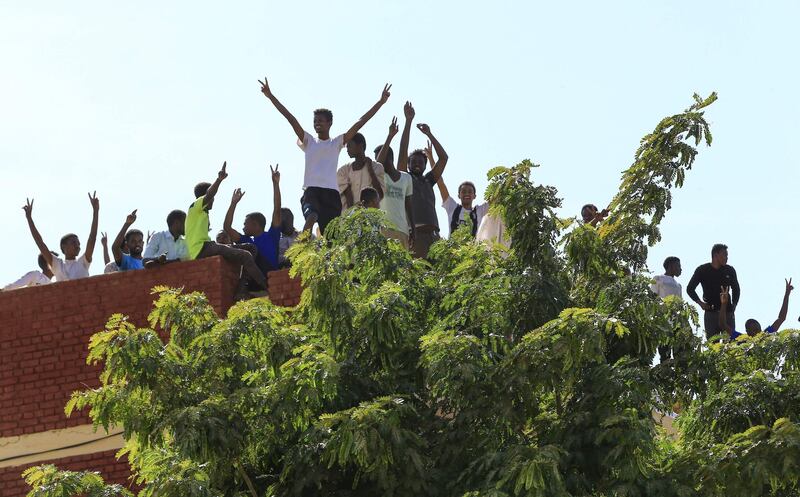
[410,171,438,229]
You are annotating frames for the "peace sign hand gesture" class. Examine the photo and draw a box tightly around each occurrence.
[23,198,34,218]
[88,191,100,211]
[388,116,399,138]
[786,278,794,293]
[258,76,273,99]
[380,83,392,104]
[270,164,280,184]
[231,188,245,204]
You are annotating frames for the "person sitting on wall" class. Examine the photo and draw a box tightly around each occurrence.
[22,193,99,282]
[111,210,145,271]
[2,252,58,290]
[143,209,188,268]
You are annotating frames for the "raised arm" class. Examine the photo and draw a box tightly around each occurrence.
[270,164,282,228]
[84,191,100,263]
[397,102,415,173]
[22,198,54,269]
[417,124,448,181]
[343,84,391,144]
[204,162,228,210]
[429,141,450,200]
[771,278,794,332]
[100,232,110,265]
[259,77,304,142]
[112,210,136,265]
[377,117,400,182]
[223,188,245,242]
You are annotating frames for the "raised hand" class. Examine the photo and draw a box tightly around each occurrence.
[270,164,280,184]
[417,123,431,136]
[720,286,730,305]
[424,140,434,162]
[88,191,100,211]
[258,77,273,99]
[126,209,138,225]
[100,232,108,246]
[232,188,246,203]
[380,83,392,104]
[403,101,415,121]
[218,161,228,181]
[787,278,794,293]
[388,116,399,138]
[23,198,33,218]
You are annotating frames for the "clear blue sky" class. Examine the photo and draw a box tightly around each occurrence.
[2,1,798,331]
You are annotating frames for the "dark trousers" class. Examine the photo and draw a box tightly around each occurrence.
[197,241,266,291]
[301,187,342,234]
[703,310,735,339]
[412,228,440,259]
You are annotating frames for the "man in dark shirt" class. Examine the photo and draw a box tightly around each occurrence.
[686,243,740,339]
[397,101,448,259]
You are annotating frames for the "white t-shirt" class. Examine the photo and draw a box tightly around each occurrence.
[298,131,344,190]
[337,161,386,209]
[3,271,52,290]
[104,261,120,274]
[442,196,489,235]
[380,171,413,233]
[50,254,91,281]
[476,212,510,250]
[650,274,682,299]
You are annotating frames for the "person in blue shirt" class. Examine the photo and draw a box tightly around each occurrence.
[223,164,283,278]
[111,209,145,271]
[719,279,793,340]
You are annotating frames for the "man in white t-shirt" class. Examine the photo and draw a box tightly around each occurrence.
[435,175,489,237]
[375,116,415,249]
[259,76,391,234]
[650,256,683,300]
[23,193,100,282]
[2,252,56,290]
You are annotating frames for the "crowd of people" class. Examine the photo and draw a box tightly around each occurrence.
[4,78,792,346]
[6,80,504,300]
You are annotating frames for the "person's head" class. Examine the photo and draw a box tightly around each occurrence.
[360,187,380,209]
[166,209,186,237]
[125,229,145,257]
[408,149,427,175]
[581,204,598,223]
[346,133,367,159]
[663,256,682,277]
[711,243,729,266]
[243,212,267,236]
[313,108,333,137]
[59,234,81,259]
[745,318,762,336]
[458,181,477,209]
[216,230,231,244]
[194,182,213,208]
[280,207,295,236]
[374,145,394,167]
[37,251,59,275]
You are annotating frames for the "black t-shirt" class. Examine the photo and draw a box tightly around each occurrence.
[686,263,739,310]
[409,171,438,229]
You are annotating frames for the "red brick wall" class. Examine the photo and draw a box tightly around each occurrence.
[268,269,303,307]
[0,260,303,496]
[0,450,135,497]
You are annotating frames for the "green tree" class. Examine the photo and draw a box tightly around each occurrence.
[26,92,800,497]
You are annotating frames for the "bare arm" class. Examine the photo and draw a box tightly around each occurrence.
[343,84,391,144]
[223,188,245,242]
[259,77,304,142]
[22,199,54,269]
[84,192,100,264]
[270,164,282,228]
[771,279,794,332]
[377,117,400,182]
[204,162,228,210]
[397,102,414,173]
[426,140,449,199]
[405,195,416,243]
[342,186,354,209]
[719,287,733,335]
[112,210,136,265]
[100,232,110,265]
[418,124,448,181]
[365,158,384,200]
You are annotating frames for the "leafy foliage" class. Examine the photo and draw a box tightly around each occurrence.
[26,93,800,497]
